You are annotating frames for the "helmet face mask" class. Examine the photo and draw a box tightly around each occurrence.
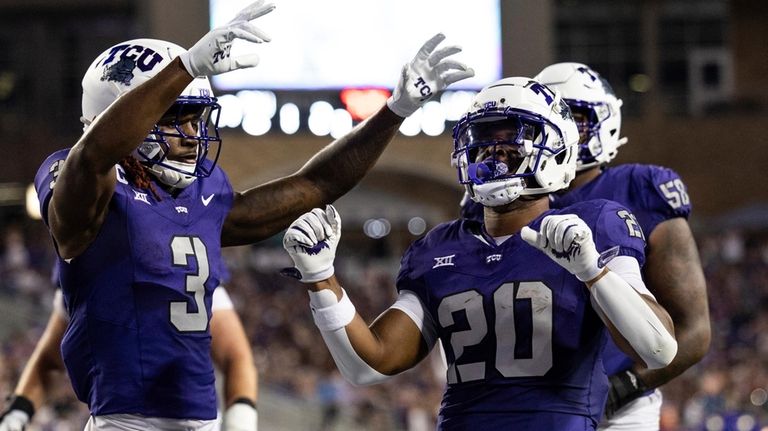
[452,77,579,207]
[81,38,223,189]
[534,62,626,172]
[139,96,223,184]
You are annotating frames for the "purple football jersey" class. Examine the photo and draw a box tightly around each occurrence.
[551,163,691,376]
[34,149,234,419]
[397,199,646,430]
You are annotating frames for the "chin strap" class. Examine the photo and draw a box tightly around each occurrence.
[469,178,525,207]
[146,161,197,189]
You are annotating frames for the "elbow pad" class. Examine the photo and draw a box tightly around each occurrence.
[590,271,678,369]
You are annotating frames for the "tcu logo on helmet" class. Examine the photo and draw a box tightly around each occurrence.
[576,66,598,82]
[526,80,556,105]
[99,44,164,86]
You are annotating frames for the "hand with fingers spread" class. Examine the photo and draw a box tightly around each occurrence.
[521,214,603,282]
[282,205,341,283]
[179,0,275,77]
[387,33,475,118]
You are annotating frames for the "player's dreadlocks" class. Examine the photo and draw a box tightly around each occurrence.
[118,156,161,201]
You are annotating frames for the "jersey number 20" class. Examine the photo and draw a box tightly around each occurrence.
[438,281,553,384]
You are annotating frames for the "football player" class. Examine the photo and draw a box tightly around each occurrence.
[0,286,257,431]
[32,0,475,428]
[282,77,678,430]
[534,62,710,430]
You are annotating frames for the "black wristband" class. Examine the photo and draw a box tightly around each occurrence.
[604,369,648,419]
[4,395,35,419]
[231,397,256,409]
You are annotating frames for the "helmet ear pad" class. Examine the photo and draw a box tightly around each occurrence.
[452,77,580,207]
[534,62,626,171]
[81,39,222,189]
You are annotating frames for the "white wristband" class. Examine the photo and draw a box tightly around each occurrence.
[308,288,356,332]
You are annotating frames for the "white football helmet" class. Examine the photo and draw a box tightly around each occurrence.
[534,62,627,171]
[452,77,579,207]
[81,38,222,189]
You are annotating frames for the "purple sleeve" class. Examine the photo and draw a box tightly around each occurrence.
[593,200,647,268]
[640,166,692,234]
[34,149,71,226]
[562,199,647,268]
[395,243,425,296]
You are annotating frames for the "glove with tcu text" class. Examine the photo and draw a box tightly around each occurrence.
[222,398,258,431]
[179,0,275,77]
[282,205,341,283]
[387,33,475,118]
[604,369,649,419]
[521,214,603,282]
[0,395,34,431]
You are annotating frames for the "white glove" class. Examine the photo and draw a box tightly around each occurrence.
[0,395,33,431]
[222,401,258,431]
[282,205,341,283]
[0,411,28,431]
[387,33,475,118]
[179,0,275,77]
[521,214,603,282]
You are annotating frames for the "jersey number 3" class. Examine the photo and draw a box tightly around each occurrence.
[170,236,210,332]
[438,282,553,384]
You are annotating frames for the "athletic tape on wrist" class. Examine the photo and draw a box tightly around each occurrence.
[308,288,356,332]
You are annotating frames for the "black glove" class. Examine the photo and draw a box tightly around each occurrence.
[604,369,648,419]
[0,395,35,431]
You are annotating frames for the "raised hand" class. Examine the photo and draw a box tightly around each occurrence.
[387,33,475,118]
[282,205,341,283]
[521,214,603,282]
[179,0,275,77]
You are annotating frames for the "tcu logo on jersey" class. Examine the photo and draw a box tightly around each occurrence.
[99,44,164,85]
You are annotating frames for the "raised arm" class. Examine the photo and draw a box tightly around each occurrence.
[49,1,275,259]
[281,206,431,384]
[222,33,475,246]
[49,59,193,259]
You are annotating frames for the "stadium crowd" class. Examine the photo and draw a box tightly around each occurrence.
[1,219,767,431]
